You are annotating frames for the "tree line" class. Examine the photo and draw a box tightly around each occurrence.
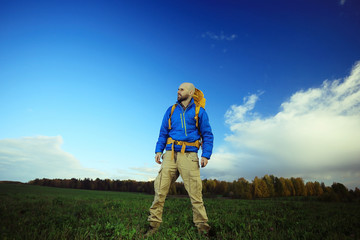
[28,175,360,202]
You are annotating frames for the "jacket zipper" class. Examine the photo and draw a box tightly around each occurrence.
[180,113,184,128]
[177,102,194,137]
[182,102,193,137]
[183,112,187,136]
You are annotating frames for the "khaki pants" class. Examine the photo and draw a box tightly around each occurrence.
[148,151,209,224]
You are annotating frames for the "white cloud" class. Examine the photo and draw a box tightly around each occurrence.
[206,62,360,189]
[0,136,104,182]
[225,92,263,124]
[202,31,237,41]
[340,0,346,6]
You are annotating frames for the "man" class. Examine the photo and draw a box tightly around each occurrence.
[146,82,214,236]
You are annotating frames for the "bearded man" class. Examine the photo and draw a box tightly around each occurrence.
[146,82,214,236]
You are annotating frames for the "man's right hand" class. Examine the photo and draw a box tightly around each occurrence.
[155,152,162,164]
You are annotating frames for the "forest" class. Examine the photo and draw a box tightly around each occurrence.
[28,175,360,202]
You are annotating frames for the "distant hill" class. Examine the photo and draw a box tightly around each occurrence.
[0,181,24,184]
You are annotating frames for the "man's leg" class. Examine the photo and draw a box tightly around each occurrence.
[148,151,179,224]
[177,152,210,232]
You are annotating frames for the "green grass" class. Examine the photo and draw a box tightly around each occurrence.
[0,183,359,239]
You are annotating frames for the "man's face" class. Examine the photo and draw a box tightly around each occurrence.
[177,84,190,102]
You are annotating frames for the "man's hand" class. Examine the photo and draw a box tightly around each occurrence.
[155,152,162,164]
[201,157,208,168]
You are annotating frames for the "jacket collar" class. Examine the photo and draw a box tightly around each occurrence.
[177,98,194,110]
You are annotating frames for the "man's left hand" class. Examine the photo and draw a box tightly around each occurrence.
[201,157,208,168]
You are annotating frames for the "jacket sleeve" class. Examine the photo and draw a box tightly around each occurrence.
[199,108,214,159]
[155,106,172,153]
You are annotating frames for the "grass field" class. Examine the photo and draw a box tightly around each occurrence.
[0,183,359,240]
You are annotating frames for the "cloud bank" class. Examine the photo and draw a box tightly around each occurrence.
[0,136,104,182]
[206,62,360,189]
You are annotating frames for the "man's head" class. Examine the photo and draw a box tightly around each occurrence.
[177,82,195,102]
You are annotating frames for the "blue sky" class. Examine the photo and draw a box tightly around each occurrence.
[1,0,360,189]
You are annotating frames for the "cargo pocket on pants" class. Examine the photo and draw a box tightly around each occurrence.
[190,169,202,197]
[154,168,162,193]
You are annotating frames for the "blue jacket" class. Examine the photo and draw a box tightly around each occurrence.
[155,98,214,159]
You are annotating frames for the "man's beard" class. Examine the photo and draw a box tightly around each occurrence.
[177,93,190,102]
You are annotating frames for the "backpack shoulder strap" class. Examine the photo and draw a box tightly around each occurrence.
[168,104,177,130]
[193,88,206,130]
[194,104,201,129]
